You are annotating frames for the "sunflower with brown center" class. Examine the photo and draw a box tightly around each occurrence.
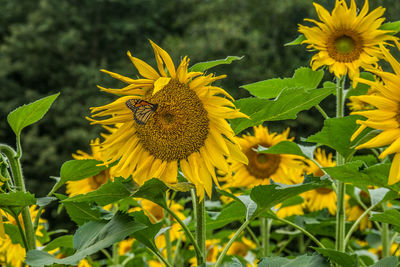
[351,43,400,185]
[303,148,338,215]
[89,41,247,200]
[298,0,396,83]
[66,138,113,197]
[223,125,304,188]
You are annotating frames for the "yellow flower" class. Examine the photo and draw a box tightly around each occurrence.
[118,238,134,256]
[77,259,92,267]
[227,235,256,257]
[190,239,222,266]
[275,202,304,218]
[346,204,371,231]
[89,41,247,200]
[66,138,113,196]
[223,125,304,188]
[298,0,395,82]
[351,43,400,184]
[347,87,379,112]
[303,148,337,215]
[369,243,400,258]
[0,206,46,267]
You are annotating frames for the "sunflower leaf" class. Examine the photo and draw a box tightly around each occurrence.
[306,115,363,159]
[313,247,359,267]
[380,21,400,35]
[62,177,134,206]
[132,178,169,208]
[231,87,334,134]
[258,254,329,267]
[370,256,399,267]
[26,212,147,266]
[188,56,244,72]
[370,209,400,228]
[129,211,163,254]
[258,141,314,159]
[284,34,306,46]
[0,191,36,208]
[7,93,60,137]
[60,159,108,184]
[241,67,324,99]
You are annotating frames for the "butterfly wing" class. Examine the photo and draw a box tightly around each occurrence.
[126,99,158,125]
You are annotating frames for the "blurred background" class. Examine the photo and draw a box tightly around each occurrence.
[0,0,399,230]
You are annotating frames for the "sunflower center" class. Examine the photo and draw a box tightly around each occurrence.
[327,31,363,63]
[316,187,332,195]
[135,79,209,161]
[245,144,281,179]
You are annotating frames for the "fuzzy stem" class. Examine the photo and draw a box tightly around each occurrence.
[335,76,346,254]
[195,195,206,265]
[315,104,329,119]
[261,218,272,257]
[0,144,35,250]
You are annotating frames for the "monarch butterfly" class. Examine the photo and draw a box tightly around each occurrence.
[125,99,158,125]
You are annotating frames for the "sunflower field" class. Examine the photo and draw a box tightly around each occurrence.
[3,0,400,266]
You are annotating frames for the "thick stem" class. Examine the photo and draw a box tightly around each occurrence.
[195,195,206,265]
[298,234,305,254]
[335,76,346,254]
[112,243,119,265]
[261,218,272,257]
[164,197,173,265]
[382,223,390,258]
[315,104,329,119]
[0,144,35,250]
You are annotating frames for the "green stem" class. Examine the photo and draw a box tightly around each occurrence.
[113,243,119,265]
[335,76,346,254]
[344,203,377,247]
[261,218,272,257]
[0,144,35,250]
[195,194,206,265]
[172,234,183,266]
[164,198,173,265]
[215,219,251,267]
[275,216,325,249]
[150,248,172,267]
[245,224,261,247]
[382,222,390,258]
[315,104,329,119]
[164,204,203,263]
[10,209,29,251]
[298,234,305,254]
[101,249,113,262]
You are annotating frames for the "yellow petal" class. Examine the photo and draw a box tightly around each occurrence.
[149,40,176,78]
[0,210,5,239]
[388,153,400,185]
[127,51,160,80]
[153,77,171,95]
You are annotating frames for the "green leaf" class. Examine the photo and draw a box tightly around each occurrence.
[258,141,313,159]
[284,34,306,46]
[250,180,330,210]
[189,56,244,72]
[60,159,108,183]
[43,235,74,251]
[129,211,163,253]
[241,67,324,99]
[132,178,169,208]
[7,93,59,136]
[37,197,57,207]
[4,224,24,247]
[0,191,36,207]
[369,188,397,207]
[26,212,147,266]
[380,21,400,35]
[314,247,358,267]
[370,209,400,228]
[63,201,101,226]
[306,116,362,159]
[63,177,134,206]
[258,254,329,267]
[208,201,246,230]
[231,87,334,134]
[371,256,399,267]
[237,195,257,220]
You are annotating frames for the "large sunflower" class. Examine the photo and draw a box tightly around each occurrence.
[351,43,400,184]
[298,0,395,82]
[223,125,304,188]
[89,41,247,199]
[66,138,113,197]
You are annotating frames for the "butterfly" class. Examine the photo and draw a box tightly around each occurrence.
[125,99,158,125]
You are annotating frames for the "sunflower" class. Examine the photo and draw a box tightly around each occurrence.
[89,41,247,200]
[227,234,256,258]
[346,204,372,231]
[223,125,304,188]
[351,43,400,184]
[303,148,337,215]
[66,138,113,196]
[298,0,396,82]
[275,202,304,218]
